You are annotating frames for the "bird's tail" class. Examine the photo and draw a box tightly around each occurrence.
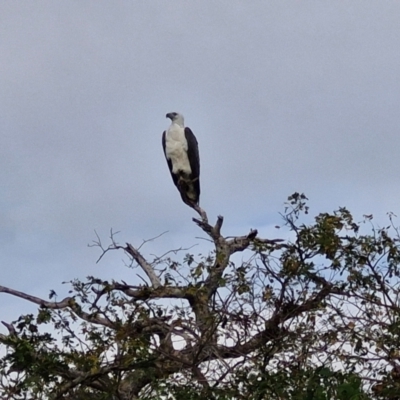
[177,179,199,207]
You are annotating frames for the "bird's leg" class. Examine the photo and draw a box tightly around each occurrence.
[177,179,191,205]
[193,204,208,223]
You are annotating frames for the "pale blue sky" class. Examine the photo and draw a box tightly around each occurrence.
[1,1,400,324]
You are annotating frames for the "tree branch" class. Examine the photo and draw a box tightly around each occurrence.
[124,244,162,288]
[0,285,114,328]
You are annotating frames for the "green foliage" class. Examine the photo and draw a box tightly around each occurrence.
[240,366,369,400]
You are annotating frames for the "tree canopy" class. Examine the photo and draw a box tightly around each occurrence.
[1,194,400,399]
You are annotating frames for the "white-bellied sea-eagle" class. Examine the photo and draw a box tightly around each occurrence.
[162,112,200,207]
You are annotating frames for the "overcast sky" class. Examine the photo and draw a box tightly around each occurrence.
[1,2,400,324]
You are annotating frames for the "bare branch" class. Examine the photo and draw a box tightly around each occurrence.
[0,285,114,328]
[193,204,208,223]
[227,228,258,253]
[0,285,74,308]
[92,282,188,301]
[124,243,162,288]
[1,320,16,335]
[214,215,223,237]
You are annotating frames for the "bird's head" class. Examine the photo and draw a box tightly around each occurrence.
[166,112,184,127]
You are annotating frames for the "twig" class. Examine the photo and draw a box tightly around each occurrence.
[138,231,169,251]
[151,244,198,264]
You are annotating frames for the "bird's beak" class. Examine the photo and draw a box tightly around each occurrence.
[166,113,174,120]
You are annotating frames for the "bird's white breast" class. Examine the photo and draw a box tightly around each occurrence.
[165,124,192,174]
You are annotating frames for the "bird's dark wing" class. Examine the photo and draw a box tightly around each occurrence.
[162,130,178,187]
[184,128,200,179]
[185,127,200,200]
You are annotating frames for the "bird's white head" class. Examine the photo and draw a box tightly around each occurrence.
[166,112,185,128]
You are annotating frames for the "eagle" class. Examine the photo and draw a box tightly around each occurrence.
[162,112,200,207]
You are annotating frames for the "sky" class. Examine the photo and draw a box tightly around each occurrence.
[1,1,400,326]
